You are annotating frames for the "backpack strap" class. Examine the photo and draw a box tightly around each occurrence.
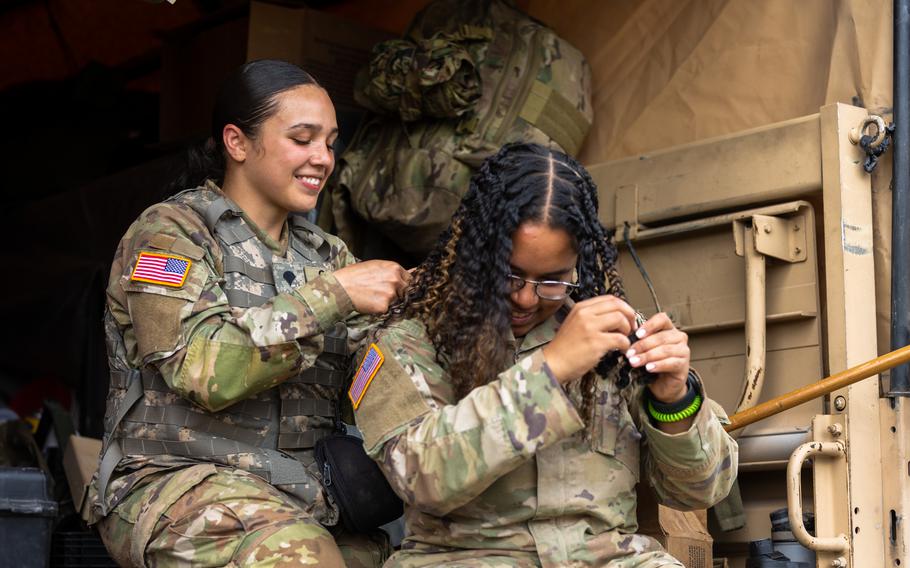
[519,80,591,157]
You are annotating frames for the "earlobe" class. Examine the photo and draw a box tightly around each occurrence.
[222,124,246,163]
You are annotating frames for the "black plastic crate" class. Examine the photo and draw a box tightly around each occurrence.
[0,467,58,568]
[51,530,117,568]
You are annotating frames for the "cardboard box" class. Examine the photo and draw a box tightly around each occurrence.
[247,1,394,112]
[62,435,102,516]
[638,485,714,568]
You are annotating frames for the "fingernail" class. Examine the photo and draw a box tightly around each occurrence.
[645,363,655,371]
[636,327,647,339]
[629,356,641,366]
[626,349,636,358]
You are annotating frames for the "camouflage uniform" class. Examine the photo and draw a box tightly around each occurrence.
[353,307,738,567]
[87,182,389,567]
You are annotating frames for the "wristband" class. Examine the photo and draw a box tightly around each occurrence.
[646,372,703,423]
[648,393,702,423]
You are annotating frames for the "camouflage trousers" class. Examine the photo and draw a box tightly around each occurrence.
[385,545,684,567]
[97,464,390,567]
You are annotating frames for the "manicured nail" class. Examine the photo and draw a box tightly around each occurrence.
[626,349,636,358]
[629,356,641,366]
[636,327,647,339]
[645,363,656,371]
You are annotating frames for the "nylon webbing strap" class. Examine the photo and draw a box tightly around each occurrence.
[519,80,591,156]
[222,256,275,285]
[233,397,276,418]
[117,438,313,486]
[225,289,273,308]
[280,398,335,418]
[290,366,348,387]
[142,373,169,392]
[277,429,329,450]
[124,403,266,446]
[288,239,322,263]
[96,370,144,515]
[111,370,170,392]
[290,215,332,261]
[203,198,235,233]
[323,325,348,355]
[96,442,123,516]
[217,222,256,246]
[261,448,312,486]
[121,436,247,456]
[109,370,131,389]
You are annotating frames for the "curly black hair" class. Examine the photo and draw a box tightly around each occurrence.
[387,142,632,425]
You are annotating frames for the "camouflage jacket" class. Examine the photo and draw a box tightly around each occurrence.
[353,309,738,567]
[88,182,366,523]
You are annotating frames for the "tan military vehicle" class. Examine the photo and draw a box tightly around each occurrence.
[556,2,907,566]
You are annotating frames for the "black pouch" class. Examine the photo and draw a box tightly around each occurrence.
[314,433,404,533]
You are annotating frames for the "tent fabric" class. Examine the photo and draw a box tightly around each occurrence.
[528,0,893,163]
[529,0,895,354]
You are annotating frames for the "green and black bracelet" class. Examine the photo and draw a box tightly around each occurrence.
[646,372,703,423]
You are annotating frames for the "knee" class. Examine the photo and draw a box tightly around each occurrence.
[236,519,345,567]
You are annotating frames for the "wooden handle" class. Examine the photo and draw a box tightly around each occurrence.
[725,344,910,432]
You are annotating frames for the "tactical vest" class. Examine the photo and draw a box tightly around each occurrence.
[97,190,350,515]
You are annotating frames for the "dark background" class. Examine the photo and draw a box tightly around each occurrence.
[0,0,431,437]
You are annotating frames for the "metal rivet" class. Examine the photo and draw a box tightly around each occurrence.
[763,224,772,233]
[834,396,847,411]
[827,424,843,437]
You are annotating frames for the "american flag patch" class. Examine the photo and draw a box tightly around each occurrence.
[349,344,384,409]
[130,252,192,287]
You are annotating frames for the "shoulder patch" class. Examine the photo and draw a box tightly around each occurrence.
[349,343,384,409]
[130,252,192,288]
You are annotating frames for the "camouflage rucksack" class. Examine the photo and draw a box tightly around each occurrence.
[325,0,593,259]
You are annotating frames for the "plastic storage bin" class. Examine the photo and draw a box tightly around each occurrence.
[0,467,58,568]
[51,530,117,568]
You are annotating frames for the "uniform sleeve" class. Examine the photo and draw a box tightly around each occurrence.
[632,376,739,510]
[352,320,585,517]
[110,203,356,413]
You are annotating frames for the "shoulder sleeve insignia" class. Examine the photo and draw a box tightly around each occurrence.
[349,343,385,410]
[130,252,192,287]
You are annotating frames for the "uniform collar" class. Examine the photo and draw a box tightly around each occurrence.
[204,180,289,255]
[514,299,574,356]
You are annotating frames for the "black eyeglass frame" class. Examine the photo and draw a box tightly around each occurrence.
[506,274,580,301]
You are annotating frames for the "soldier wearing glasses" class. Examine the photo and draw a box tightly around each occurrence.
[348,142,737,567]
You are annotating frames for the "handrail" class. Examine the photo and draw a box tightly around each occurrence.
[734,221,767,417]
[786,441,850,552]
[725,344,910,432]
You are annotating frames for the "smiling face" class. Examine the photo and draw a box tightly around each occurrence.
[227,84,338,218]
[508,221,578,337]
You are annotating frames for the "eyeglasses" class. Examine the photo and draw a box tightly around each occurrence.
[507,274,579,301]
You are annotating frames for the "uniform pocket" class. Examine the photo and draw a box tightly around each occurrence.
[590,389,642,482]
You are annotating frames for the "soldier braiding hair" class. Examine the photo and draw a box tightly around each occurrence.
[387,142,632,427]
[171,59,320,192]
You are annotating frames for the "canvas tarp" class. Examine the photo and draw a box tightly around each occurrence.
[528,0,895,353]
